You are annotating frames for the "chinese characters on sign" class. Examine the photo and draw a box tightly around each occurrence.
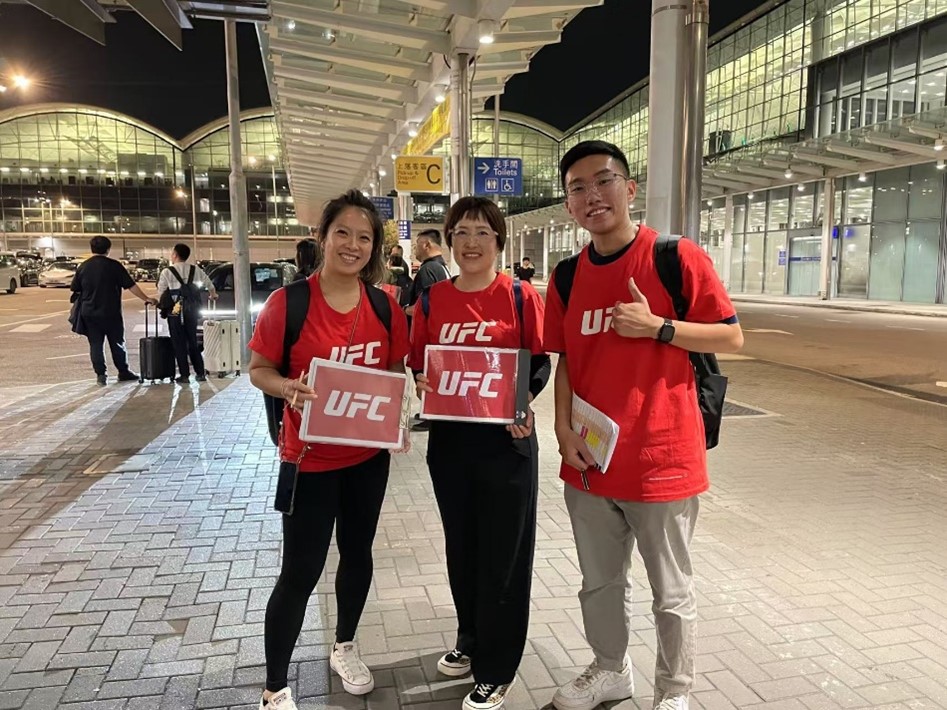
[395,156,445,193]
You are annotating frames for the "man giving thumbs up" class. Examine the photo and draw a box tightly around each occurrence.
[543,141,743,710]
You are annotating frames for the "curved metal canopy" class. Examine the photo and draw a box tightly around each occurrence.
[261,0,603,224]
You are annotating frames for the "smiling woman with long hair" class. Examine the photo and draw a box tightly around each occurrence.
[248,190,410,710]
[409,196,551,710]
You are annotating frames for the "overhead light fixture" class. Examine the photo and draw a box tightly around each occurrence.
[378,168,387,177]
[858,172,868,182]
[390,153,398,161]
[747,191,754,199]
[60,168,68,174]
[323,28,335,41]
[706,199,713,206]
[434,85,447,104]
[478,18,496,44]
[408,123,419,138]
[938,160,946,170]
[797,183,805,192]
[784,168,794,179]
[287,19,296,31]
[12,75,29,89]
[0,85,7,93]
[935,139,945,151]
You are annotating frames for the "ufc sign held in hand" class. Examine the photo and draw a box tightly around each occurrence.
[421,346,530,425]
[300,358,407,449]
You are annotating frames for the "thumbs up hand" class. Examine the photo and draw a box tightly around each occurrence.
[612,277,664,339]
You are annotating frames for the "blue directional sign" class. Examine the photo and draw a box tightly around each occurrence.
[370,196,395,220]
[397,220,411,240]
[473,157,523,196]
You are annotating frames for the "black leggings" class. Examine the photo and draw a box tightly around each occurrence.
[264,451,390,692]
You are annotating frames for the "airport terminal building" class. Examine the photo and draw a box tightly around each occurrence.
[2,0,947,304]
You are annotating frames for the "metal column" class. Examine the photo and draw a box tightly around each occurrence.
[819,179,835,300]
[451,52,472,200]
[682,0,709,239]
[723,194,734,290]
[190,165,198,257]
[647,0,708,236]
[542,225,550,280]
[225,20,252,366]
[271,162,280,258]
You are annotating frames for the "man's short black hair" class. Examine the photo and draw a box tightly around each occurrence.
[173,243,191,261]
[89,236,112,255]
[559,140,631,190]
[417,228,442,246]
[522,257,531,263]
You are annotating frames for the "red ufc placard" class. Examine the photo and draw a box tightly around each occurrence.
[300,358,407,449]
[421,346,530,425]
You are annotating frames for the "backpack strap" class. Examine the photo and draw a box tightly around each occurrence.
[512,278,525,348]
[169,266,186,287]
[281,279,310,377]
[420,287,431,317]
[653,234,688,321]
[187,265,195,285]
[552,253,580,309]
[364,284,393,334]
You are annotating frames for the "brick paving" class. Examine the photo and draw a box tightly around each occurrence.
[1,359,946,710]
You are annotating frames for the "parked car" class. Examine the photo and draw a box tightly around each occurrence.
[198,261,297,343]
[16,255,42,286]
[0,252,22,294]
[39,260,81,288]
[134,258,167,282]
[197,259,223,274]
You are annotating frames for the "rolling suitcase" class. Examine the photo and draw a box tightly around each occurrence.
[203,304,241,378]
[139,303,175,383]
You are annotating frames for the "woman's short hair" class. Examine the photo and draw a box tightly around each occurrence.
[316,189,386,284]
[295,238,321,276]
[444,196,506,251]
[388,254,406,269]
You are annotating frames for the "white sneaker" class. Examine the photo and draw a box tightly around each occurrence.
[437,648,472,677]
[329,641,375,695]
[552,661,634,710]
[259,687,297,710]
[654,694,689,710]
[463,681,514,710]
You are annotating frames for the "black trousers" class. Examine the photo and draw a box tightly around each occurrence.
[264,451,390,692]
[84,316,130,376]
[427,422,538,685]
[167,309,205,378]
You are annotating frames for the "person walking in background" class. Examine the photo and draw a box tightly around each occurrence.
[404,228,451,318]
[410,197,551,710]
[385,253,413,308]
[248,190,411,710]
[545,141,743,710]
[70,235,157,386]
[293,237,321,281]
[515,257,535,283]
[156,243,217,384]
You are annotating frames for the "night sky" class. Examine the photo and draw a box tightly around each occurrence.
[0,0,765,139]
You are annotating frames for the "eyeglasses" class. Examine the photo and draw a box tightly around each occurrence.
[450,228,496,242]
[565,172,630,199]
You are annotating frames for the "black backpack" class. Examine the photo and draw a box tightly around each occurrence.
[553,235,728,449]
[158,265,201,318]
[264,279,393,446]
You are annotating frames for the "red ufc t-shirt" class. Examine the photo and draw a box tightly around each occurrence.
[249,273,410,472]
[544,225,736,503]
[408,272,545,370]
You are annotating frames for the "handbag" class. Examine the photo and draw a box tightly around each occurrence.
[68,292,88,336]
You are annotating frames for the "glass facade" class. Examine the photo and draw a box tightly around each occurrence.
[0,108,306,239]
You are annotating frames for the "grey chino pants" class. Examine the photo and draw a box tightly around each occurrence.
[564,485,699,696]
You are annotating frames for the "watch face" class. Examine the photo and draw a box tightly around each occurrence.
[660,319,675,343]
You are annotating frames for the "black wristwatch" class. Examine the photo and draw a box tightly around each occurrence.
[656,318,675,344]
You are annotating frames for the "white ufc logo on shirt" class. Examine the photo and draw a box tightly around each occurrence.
[329,341,382,365]
[438,322,496,345]
[323,390,390,421]
[580,307,614,336]
[436,371,502,398]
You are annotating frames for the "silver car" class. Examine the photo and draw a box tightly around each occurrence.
[39,260,81,288]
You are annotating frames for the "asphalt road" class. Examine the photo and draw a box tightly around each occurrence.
[2,284,946,404]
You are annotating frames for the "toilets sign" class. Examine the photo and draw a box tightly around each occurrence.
[473,157,523,196]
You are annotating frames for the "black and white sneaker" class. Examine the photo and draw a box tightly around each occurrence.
[463,681,513,710]
[436,649,472,677]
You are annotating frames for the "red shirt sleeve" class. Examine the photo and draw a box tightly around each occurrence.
[248,288,287,365]
[520,282,546,354]
[386,291,410,365]
[543,267,567,353]
[408,293,430,371]
[678,239,737,323]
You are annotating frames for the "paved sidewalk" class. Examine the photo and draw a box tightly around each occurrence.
[728,294,947,318]
[1,361,947,710]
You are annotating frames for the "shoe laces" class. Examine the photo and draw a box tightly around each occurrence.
[655,695,686,710]
[335,642,362,675]
[574,663,609,690]
[473,683,498,699]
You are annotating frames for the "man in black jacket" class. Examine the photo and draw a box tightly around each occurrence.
[71,236,157,385]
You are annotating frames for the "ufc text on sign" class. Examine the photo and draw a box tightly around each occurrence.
[300,358,407,449]
[420,346,530,425]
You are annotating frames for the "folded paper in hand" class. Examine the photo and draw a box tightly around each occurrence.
[571,393,620,473]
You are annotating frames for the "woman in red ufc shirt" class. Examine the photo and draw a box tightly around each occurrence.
[409,197,550,710]
[248,190,410,710]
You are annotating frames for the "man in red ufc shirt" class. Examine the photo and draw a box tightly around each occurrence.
[544,142,743,710]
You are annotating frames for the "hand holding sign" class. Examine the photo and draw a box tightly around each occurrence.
[612,278,664,339]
